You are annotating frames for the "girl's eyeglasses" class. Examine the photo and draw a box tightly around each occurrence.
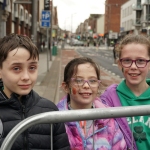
[120,58,150,68]
[71,78,101,87]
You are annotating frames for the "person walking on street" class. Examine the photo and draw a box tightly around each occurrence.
[0,33,70,150]
[112,41,119,65]
[100,34,150,150]
[110,40,114,47]
[87,39,90,47]
[42,41,45,49]
[57,57,127,150]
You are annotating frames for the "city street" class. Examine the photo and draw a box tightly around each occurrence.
[1,1,149,149]
[33,44,122,103]
[76,47,124,78]
[66,45,150,79]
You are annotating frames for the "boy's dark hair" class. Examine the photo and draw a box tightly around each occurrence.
[64,57,100,86]
[0,33,39,68]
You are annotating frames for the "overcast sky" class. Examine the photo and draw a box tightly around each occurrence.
[53,0,106,32]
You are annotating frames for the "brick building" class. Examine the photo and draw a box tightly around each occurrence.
[104,0,128,34]
[0,0,59,51]
[104,0,128,44]
[6,1,33,37]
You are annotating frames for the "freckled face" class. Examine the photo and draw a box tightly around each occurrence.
[0,48,38,98]
[118,43,150,89]
[69,63,99,109]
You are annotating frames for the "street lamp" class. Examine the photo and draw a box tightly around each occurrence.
[64,16,70,30]
[71,13,77,34]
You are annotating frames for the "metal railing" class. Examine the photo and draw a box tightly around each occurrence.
[132,3,143,10]
[133,18,142,26]
[1,105,150,150]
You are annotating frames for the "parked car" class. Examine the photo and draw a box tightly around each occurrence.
[75,40,84,46]
[66,39,70,44]
[70,38,77,46]
[70,38,84,46]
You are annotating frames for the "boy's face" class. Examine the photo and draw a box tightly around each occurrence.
[0,47,38,98]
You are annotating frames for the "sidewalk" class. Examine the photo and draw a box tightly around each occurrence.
[33,47,122,104]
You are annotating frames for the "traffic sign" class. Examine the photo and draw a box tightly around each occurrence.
[44,0,50,10]
[41,10,50,28]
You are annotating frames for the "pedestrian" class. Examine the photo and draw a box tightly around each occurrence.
[0,33,70,149]
[40,41,43,52]
[87,39,89,47]
[42,41,45,49]
[110,40,114,47]
[57,57,127,149]
[100,34,150,150]
[112,41,119,65]
[93,40,96,47]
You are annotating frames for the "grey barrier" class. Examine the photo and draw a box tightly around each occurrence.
[1,105,150,150]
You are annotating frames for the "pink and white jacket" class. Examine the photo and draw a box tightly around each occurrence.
[57,97,127,150]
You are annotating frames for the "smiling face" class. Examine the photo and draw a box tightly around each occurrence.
[118,43,150,89]
[66,63,99,109]
[0,47,38,98]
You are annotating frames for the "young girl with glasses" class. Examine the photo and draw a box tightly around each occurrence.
[57,57,127,149]
[100,34,150,150]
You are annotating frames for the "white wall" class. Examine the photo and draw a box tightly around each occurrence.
[96,15,104,34]
[121,0,136,32]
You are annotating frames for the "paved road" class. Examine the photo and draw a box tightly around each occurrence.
[34,45,150,103]
[76,47,124,79]
[74,46,150,79]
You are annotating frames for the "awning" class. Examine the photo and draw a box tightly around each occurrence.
[93,35,97,38]
[99,33,104,36]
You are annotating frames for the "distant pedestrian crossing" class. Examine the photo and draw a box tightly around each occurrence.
[63,45,112,50]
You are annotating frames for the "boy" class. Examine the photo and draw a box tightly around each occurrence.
[0,34,70,150]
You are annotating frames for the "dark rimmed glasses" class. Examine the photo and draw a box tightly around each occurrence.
[120,58,150,68]
[71,78,101,87]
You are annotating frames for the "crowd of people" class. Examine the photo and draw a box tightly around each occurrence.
[0,33,150,149]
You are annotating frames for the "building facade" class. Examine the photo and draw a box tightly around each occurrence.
[0,0,59,51]
[104,0,128,45]
[121,0,150,37]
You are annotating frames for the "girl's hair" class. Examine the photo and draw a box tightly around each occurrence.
[0,33,39,68]
[117,34,150,58]
[64,57,100,86]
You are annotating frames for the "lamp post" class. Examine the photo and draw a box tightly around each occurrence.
[71,13,77,35]
[64,16,70,30]
[49,0,53,61]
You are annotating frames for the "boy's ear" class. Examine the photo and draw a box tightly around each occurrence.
[61,82,69,93]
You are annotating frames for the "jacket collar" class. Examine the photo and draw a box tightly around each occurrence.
[0,90,39,109]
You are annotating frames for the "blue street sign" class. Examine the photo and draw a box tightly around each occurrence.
[41,10,50,27]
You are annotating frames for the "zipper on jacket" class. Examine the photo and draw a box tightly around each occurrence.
[21,103,28,150]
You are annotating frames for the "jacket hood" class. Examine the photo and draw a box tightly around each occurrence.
[117,79,150,106]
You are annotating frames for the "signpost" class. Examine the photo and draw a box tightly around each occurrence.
[109,32,118,39]
[41,10,51,72]
[41,10,50,28]
[44,0,50,10]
